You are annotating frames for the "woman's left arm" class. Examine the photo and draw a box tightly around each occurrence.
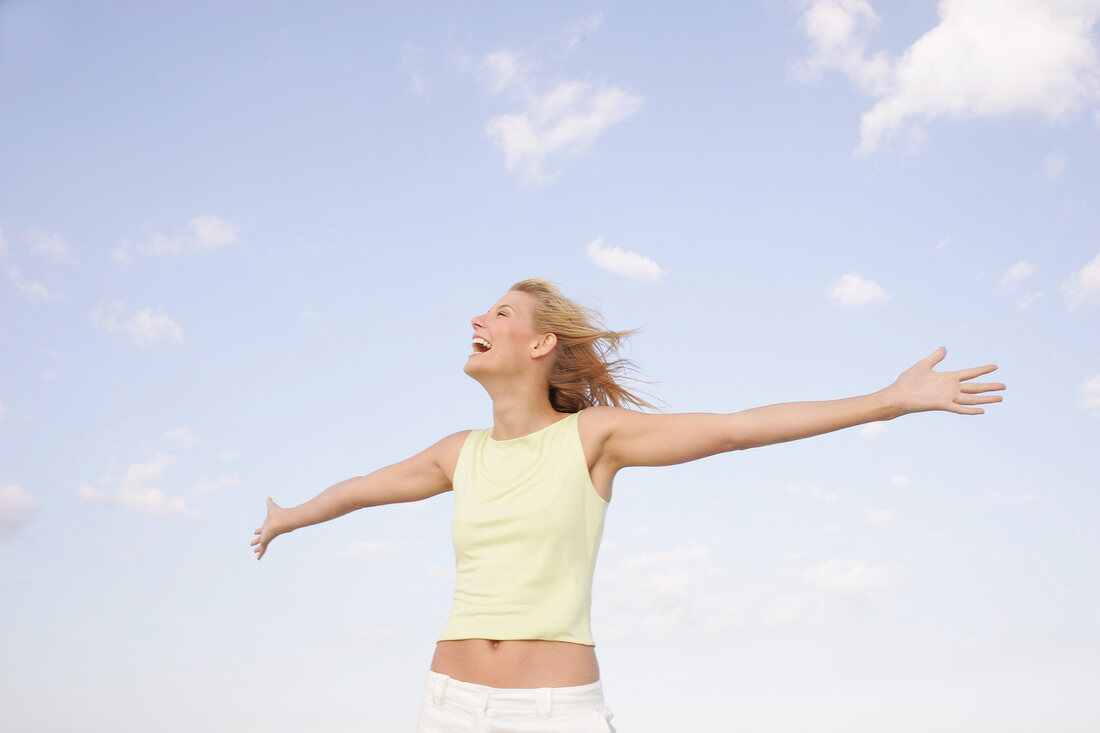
[594,347,1004,470]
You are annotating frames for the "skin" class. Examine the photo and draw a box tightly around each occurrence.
[252,289,1005,689]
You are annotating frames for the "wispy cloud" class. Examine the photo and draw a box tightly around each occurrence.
[114,215,240,264]
[0,483,37,539]
[586,237,662,280]
[78,452,199,518]
[803,557,905,601]
[793,0,891,94]
[478,20,641,182]
[487,82,641,182]
[27,228,77,264]
[1043,151,1068,180]
[795,0,1100,155]
[191,474,239,495]
[828,271,889,307]
[862,506,897,526]
[401,42,430,98]
[562,12,603,57]
[1080,372,1100,415]
[164,427,201,448]
[5,266,63,302]
[92,303,183,345]
[1062,251,1100,311]
[1017,291,1045,310]
[998,261,1037,289]
[787,484,838,504]
[596,544,907,639]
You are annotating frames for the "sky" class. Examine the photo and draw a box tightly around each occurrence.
[1,1,1099,731]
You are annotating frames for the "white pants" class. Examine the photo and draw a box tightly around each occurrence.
[416,670,616,732]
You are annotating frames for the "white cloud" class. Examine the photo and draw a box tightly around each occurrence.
[77,480,107,504]
[563,13,604,56]
[0,227,7,256]
[1062,250,1100,310]
[27,228,76,263]
[340,540,397,558]
[6,266,63,302]
[118,452,172,490]
[191,474,239,495]
[471,20,641,181]
[860,422,886,437]
[796,0,1100,155]
[889,474,909,485]
[115,215,239,263]
[929,533,969,552]
[92,302,183,345]
[483,49,523,94]
[862,506,897,526]
[190,215,239,247]
[0,483,37,539]
[80,451,208,517]
[586,237,662,280]
[787,484,838,503]
[1080,372,1100,414]
[804,557,906,601]
[828,271,889,307]
[595,545,906,639]
[1017,291,1045,309]
[164,427,201,448]
[116,486,197,517]
[794,0,892,93]
[487,81,642,182]
[401,42,430,98]
[937,236,952,250]
[998,260,1037,289]
[1044,151,1068,179]
[79,452,198,518]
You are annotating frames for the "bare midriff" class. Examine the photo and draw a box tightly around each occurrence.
[431,639,600,688]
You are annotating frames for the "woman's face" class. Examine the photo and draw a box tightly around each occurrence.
[464,290,553,377]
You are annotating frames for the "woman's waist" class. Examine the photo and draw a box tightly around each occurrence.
[430,639,599,688]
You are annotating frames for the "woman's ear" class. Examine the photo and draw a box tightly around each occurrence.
[531,332,557,359]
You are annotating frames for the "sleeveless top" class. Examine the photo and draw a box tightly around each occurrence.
[437,411,609,646]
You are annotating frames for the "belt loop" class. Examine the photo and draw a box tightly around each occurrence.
[431,673,448,706]
[535,687,551,719]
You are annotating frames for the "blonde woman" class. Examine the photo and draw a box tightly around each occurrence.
[252,278,1004,732]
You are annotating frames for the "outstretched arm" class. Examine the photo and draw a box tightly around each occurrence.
[592,347,1004,471]
[251,430,469,560]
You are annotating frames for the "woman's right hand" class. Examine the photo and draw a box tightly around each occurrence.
[251,497,287,560]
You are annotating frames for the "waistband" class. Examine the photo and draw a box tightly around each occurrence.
[425,671,604,716]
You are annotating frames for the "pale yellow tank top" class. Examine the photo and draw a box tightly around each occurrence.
[438,411,608,646]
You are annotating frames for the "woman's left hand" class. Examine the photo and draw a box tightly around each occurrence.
[886,347,1005,416]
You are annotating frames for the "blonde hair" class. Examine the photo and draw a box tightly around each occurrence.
[509,278,658,413]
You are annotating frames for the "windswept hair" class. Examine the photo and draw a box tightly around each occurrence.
[510,278,659,413]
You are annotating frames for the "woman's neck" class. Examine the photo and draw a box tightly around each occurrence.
[487,390,564,441]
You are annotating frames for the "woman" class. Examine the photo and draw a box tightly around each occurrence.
[252,278,1004,732]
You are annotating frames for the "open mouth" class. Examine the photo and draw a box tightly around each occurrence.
[472,337,492,354]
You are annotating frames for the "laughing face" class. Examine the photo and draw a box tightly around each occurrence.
[463,290,556,380]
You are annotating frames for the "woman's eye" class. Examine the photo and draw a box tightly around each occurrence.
[496,311,507,317]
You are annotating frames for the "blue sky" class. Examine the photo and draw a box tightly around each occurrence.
[2,1,1098,731]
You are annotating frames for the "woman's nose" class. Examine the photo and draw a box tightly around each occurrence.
[471,314,485,328]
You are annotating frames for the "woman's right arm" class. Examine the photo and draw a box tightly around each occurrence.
[251,430,470,560]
